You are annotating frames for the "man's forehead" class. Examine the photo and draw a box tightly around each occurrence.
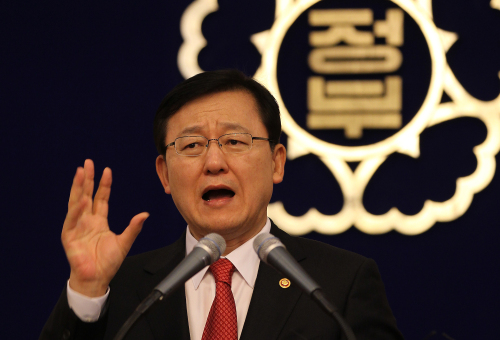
[165,90,263,138]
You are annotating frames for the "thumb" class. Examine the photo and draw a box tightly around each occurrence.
[118,212,149,254]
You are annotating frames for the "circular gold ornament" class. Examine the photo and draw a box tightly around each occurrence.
[279,278,291,288]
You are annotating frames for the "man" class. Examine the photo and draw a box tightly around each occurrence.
[40,70,404,339]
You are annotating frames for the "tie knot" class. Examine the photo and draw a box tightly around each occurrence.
[210,258,235,285]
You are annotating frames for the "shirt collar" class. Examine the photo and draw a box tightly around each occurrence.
[185,218,272,290]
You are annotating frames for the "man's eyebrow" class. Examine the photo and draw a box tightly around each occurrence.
[218,122,250,133]
[179,122,250,135]
[180,125,203,135]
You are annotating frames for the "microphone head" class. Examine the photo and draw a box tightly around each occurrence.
[198,233,226,263]
[253,232,285,263]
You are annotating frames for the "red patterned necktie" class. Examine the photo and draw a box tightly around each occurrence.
[201,258,238,340]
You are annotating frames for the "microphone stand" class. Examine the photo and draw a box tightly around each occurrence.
[113,290,163,340]
[311,289,357,340]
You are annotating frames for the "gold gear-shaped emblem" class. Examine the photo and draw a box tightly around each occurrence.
[178,0,500,235]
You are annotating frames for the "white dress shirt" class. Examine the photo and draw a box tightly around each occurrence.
[185,219,270,340]
[67,219,271,340]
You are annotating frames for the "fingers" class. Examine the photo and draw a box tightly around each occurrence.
[62,195,89,234]
[82,159,95,213]
[66,160,100,233]
[117,212,149,255]
[68,159,95,212]
[68,167,84,210]
[93,167,112,217]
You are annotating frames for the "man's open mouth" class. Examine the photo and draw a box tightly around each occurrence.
[202,189,235,201]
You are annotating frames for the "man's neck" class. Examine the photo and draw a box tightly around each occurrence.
[186,218,271,255]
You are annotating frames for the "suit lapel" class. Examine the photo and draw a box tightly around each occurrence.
[240,223,306,340]
[136,234,191,340]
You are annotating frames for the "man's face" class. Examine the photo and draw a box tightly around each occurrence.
[156,90,286,249]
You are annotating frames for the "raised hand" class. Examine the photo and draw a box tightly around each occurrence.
[61,159,149,297]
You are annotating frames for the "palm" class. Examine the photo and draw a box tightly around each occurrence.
[65,215,122,282]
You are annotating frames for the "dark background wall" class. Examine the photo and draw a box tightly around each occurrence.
[1,1,499,339]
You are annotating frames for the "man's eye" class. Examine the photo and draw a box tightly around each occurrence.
[227,138,250,146]
[183,142,201,150]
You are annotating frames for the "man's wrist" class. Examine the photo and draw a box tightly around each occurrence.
[66,280,109,322]
[68,273,109,297]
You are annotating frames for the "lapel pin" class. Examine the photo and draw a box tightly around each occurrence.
[279,278,291,288]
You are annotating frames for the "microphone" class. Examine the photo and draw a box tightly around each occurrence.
[253,233,356,340]
[114,233,226,340]
[154,232,225,296]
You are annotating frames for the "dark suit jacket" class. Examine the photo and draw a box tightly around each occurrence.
[40,222,404,340]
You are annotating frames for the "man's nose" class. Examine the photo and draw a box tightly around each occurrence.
[203,139,228,174]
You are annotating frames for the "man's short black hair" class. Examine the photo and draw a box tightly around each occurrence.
[153,70,282,155]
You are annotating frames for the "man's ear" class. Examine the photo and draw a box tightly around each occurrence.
[156,155,171,194]
[272,143,286,184]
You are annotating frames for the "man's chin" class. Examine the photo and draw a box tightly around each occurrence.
[190,217,247,239]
